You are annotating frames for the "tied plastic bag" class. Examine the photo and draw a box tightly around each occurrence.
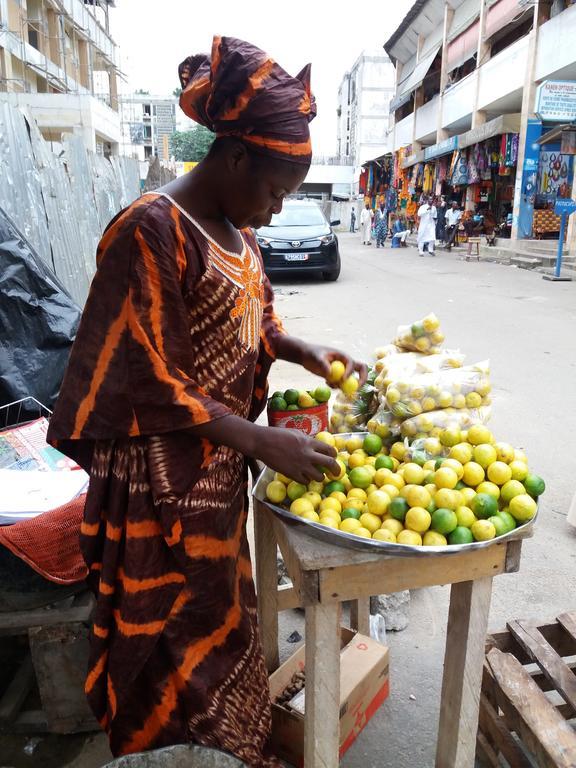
[374,350,465,392]
[400,406,491,440]
[386,361,491,418]
[330,373,378,434]
[394,313,445,354]
[366,403,402,440]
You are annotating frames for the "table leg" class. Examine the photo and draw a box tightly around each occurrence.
[304,602,341,768]
[349,599,371,635]
[253,499,279,673]
[435,577,493,768]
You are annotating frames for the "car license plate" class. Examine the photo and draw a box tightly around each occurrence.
[284,253,309,261]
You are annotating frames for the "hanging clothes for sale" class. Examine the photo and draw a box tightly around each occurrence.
[452,151,469,186]
[499,135,511,176]
[423,163,434,194]
[468,147,480,184]
[359,167,368,195]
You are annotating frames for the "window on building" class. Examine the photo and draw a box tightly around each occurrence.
[489,14,533,58]
[395,95,415,122]
[144,145,153,158]
[143,103,151,117]
[143,125,152,139]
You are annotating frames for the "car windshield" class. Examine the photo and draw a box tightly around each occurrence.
[268,205,326,227]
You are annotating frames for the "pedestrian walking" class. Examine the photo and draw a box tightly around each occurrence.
[360,202,373,245]
[417,196,437,256]
[445,201,462,251]
[436,195,447,244]
[390,214,410,247]
[375,202,388,248]
[46,35,365,768]
[350,206,356,232]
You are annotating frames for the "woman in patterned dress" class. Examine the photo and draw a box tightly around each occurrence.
[47,37,365,767]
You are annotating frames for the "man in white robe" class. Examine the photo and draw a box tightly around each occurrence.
[360,203,373,245]
[417,197,437,256]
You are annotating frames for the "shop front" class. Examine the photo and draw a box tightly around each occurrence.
[393,114,521,234]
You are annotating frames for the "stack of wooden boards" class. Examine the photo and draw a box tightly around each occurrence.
[478,611,576,767]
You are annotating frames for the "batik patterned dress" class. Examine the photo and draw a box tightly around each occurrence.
[47,192,284,767]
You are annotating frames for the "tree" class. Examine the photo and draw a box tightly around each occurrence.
[169,126,215,162]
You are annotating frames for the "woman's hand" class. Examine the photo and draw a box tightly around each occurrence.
[256,427,339,485]
[299,343,368,387]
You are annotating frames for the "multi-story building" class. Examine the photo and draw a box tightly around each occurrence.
[385,0,576,247]
[119,94,177,162]
[0,0,120,155]
[337,50,396,167]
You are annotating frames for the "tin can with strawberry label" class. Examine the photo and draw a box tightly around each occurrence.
[267,403,329,436]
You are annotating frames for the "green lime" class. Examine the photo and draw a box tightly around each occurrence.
[500,480,526,505]
[324,480,346,496]
[471,493,498,520]
[448,526,474,545]
[497,510,517,533]
[375,455,394,471]
[341,508,361,520]
[411,322,425,338]
[269,397,288,411]
[434,458,444,470]
[427,500,437,514]
[424,472,436,485]
[363,434,383,455]
[524,474,545,498]
[287,481,307,502]
[431,508,458,535]
[284,388,300,406]
[488,515,508,537]
[389,497,409,522]
[287,404,299,411]
[455,480,466,490]
[348,467,372,489]
[271,391,284,400]
[412,450,428,466]
[313,385,332,404]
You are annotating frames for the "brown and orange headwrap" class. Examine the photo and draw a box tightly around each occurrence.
[178,36,316,164]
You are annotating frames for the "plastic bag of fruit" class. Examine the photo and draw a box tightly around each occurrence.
[385,361,491,418]
[400,405,491,440]
[374,350,465,392]
[394,312,445,354]
[329,370,378,434]
[366,403,402,440]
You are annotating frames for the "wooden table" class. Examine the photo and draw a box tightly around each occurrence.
[254,498,531,768]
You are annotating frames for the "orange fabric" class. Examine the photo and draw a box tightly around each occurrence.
[0,494,88,584]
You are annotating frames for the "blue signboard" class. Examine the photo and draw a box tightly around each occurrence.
[554,198,576,215]
[517,119,543,239]
[424,136,458,161]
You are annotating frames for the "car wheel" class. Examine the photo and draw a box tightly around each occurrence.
[323,265,340,282]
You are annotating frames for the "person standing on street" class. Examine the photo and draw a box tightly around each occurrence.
[445,200,462,251]
[390,214,410,247]
[436,195,447,244]
[360,202,373,245]
[47,35,366,768]
[375,202,388,248]
[417,196,437,256]
[350,206,356,232]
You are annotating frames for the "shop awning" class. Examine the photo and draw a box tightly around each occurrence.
[424,135,458,161]
[537,124,576,145]
[458,113,521,149]
[390,45,441,113]
[402,150,426,169]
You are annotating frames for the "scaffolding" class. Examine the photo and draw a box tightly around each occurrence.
[0,0,118,101]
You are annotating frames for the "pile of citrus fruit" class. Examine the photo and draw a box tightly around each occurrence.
[394,313,445,354]
[264,425,544,548]
[269,384,331,412]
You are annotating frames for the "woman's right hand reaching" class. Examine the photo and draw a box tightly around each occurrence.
[256,426,338,484]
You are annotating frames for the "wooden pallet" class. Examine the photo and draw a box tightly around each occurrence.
[477,611,576,768]
[0,590,97,734]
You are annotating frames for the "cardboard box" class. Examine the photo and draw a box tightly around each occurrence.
[269,628,390,766]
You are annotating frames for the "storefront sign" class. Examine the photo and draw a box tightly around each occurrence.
[516,118,542,239]
[402,150,425,169]
[535,81,576,122]
[458,114,521,149]
[554,198,576,215]
[423,136,458,161]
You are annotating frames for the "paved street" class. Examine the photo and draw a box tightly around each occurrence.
[269,231,576,768]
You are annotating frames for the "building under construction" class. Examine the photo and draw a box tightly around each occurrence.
[0,0,120,155]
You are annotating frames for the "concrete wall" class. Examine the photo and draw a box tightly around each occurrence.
[415,96,439,144]
[442,73,475,128]
[535,3,576,81]
[477,36,528,111]
[394,113,414,150]
[0,92,121,149]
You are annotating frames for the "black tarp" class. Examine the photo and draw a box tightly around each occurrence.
[0,206,80,417]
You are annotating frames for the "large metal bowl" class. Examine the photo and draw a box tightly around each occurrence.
[252,434,537,557]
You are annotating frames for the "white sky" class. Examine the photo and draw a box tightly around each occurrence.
[109,0,412,154]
